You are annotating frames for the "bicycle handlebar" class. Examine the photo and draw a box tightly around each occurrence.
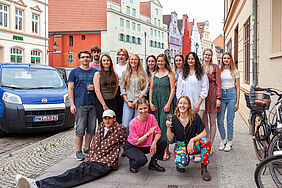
[255,87,282,97]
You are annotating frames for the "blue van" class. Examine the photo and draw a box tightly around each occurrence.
[0,63,75,136]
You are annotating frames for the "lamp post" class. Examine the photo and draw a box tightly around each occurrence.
[47,42,58,54]
[144,32,147,62]
[195,42,199,55]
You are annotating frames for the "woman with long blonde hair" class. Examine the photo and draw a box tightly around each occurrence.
[201,48,221,153]
[120,54,149,134]
[166,96,211,181]
[217,52,240,152]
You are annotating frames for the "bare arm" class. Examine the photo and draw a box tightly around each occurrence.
[94,72,108,110]
[149,73,156,111]
[114,73,119,96]
[235,77,240,111]
[166,121,174,141]
[134,126,156,145]
[163,72,175,112]
[68,81,76,114]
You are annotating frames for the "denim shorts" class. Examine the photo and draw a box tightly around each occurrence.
[75,105,97,136]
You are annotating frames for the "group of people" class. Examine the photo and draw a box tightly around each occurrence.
[15,46,240,187]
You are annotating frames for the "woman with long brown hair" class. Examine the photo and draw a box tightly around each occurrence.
[120,54,148,134]
[149,54,175,160]
[94,54,119,124]
[201,48,221,153]
[217,52,240,152]
[166,96,211,181]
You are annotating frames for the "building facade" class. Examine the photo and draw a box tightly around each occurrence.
[190,19,203,59]
[200,20,211,50]
[0,0,48,64]
[224,0,282,123]
[48,0,168,68]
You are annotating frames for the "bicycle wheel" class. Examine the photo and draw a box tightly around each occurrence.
[268,133,282,156]
[252,112,269,161]
[254,155,282,188]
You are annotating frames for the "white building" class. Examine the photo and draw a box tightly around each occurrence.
[0,0,48,65]
[190,19,203,59]
[200,20,211,50]
[104,0,168,66]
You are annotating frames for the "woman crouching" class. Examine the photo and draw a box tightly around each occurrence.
[166,96,211,181]
[125,98,166,173]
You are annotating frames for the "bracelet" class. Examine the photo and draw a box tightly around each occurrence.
[146,133,150,137]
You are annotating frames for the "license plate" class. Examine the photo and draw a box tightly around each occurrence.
[33,115,59,122]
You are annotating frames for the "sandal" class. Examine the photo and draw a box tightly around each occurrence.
[162,151,171,161]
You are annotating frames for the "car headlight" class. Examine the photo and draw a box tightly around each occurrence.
[2,92,22,104]
[64,93,69,103]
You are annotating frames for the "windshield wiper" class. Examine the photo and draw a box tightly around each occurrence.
[28,87,56,89]
[1,85,23,89]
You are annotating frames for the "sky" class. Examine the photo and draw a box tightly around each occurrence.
[157,0,224,41]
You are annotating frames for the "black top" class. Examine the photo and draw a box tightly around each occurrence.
[170,113,205,146]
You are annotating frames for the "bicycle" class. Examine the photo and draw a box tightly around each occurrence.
[254,150,282,188]
[245,87,282,161]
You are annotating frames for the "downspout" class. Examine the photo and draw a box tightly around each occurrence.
[44,0,47,65]
[249,0,258,131]
[223,0,225,52]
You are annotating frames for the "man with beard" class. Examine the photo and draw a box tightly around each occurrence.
[90,46,101,70]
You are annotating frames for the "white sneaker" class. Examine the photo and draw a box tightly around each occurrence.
[16,174,38,188]
[218,139,226,151]
[194,156,201,163]
[224,141,232,152]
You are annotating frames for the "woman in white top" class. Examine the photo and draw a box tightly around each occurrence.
[176,52,209,118]
[217,52,240,152]
[114,48,129,124]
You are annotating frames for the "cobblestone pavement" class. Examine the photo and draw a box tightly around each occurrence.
[0,132,57,158]
[0,129,76,187]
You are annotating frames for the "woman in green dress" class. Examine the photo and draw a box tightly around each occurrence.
[149,54,175,160]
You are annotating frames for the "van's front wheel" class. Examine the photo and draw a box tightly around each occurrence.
[0,129,6,137]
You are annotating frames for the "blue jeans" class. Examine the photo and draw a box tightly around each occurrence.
[217,88,237,141]
[122,101,139,135]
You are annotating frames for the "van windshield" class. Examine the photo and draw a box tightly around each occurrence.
[1,67,65,89]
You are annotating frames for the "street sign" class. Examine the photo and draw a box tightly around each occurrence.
[69,51,73,55]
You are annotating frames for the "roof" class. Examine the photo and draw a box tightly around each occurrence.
[197,22,205,38]
[163,15,171,26]
[177,19,183,33]
[0,63,55,70]
[140,2,150,17]
[49,0,107,32]
[212,34,224,49]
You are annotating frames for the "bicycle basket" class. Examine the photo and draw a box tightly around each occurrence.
[244,93,271,110]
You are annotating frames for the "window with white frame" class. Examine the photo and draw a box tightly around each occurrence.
[120,18,124,27]
[31,50,41,64]
[162,32,164,38]
[132,22,136,30]
[132,8,136,17]
[150,28,153,35]
[156,8,158,15]
[0,4,8,28]
[32,14,39,34]
[126,6,130,15]
[154,18,156,25]
[11,47,23,63]
[158,19,160,27]
[126,20,130,28]
[15,9,23,31]
[158,31,160,37]
[137,24,141,32]
[154,30,157,36]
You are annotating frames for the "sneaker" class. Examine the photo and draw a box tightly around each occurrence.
[75,150,85,161]
[83,148,90,155]
[210,147,214,155]
[218,139,226,151]
[16,174,38,188]
[194,156,201,163]
[224,141,232,152]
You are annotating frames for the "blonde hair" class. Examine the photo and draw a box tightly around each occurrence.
[202,48,214,74]
[220,52,237,79]
[174,96,194,126]
[122,54,148,90]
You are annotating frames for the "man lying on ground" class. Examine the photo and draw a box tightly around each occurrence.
[16,109,126,188]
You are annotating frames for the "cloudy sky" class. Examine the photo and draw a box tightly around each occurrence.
[158,0,224,41]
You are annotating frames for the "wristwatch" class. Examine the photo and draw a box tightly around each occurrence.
[146,133,150,137]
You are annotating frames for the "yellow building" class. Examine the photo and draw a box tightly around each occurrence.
[224,0,282,124]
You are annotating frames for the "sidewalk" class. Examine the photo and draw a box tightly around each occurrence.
[37,113,258,188]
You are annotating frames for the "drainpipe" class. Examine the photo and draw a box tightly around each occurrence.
[249,0,258,131]
[223,0,225,52]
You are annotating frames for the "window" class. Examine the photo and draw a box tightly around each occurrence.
[158,31,160,37]
[137,24,141,32]
[244,19,250,84]
[132,22,135,30]
[137,38,141,45]
[162,32,164,38]
[126,35,130,42]
[126,6,130,15]
[81,35,85,40]
[227,39,232,53]
[158,42,160,48]
[272,0,282,53]
[154,18,156,25]
[10,47,23,63]
[32,14,39,34]
[0,4,8,28]
[126,20,130,28]
[69,36,73,46]
[120,18,124,27]
[31,50,41,64]
[15,9,23,31]
[156,8,158,15]
[132,8,136,17]
[129,0,133,2]
[158,19,160,27]
[132,36,136,44]
[162,43,164,49]
[150,28,153,35]
[154,30,157,36]
[119,33,124,41]
[154,41,157,47]
[149,40,153,47]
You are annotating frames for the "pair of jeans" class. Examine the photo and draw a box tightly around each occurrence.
[122,101,139,135]
[217,87,237,141]
[173,138,211,169]
[36,161,112,188]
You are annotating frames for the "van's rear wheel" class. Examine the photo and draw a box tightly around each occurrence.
[0,129,6,137]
